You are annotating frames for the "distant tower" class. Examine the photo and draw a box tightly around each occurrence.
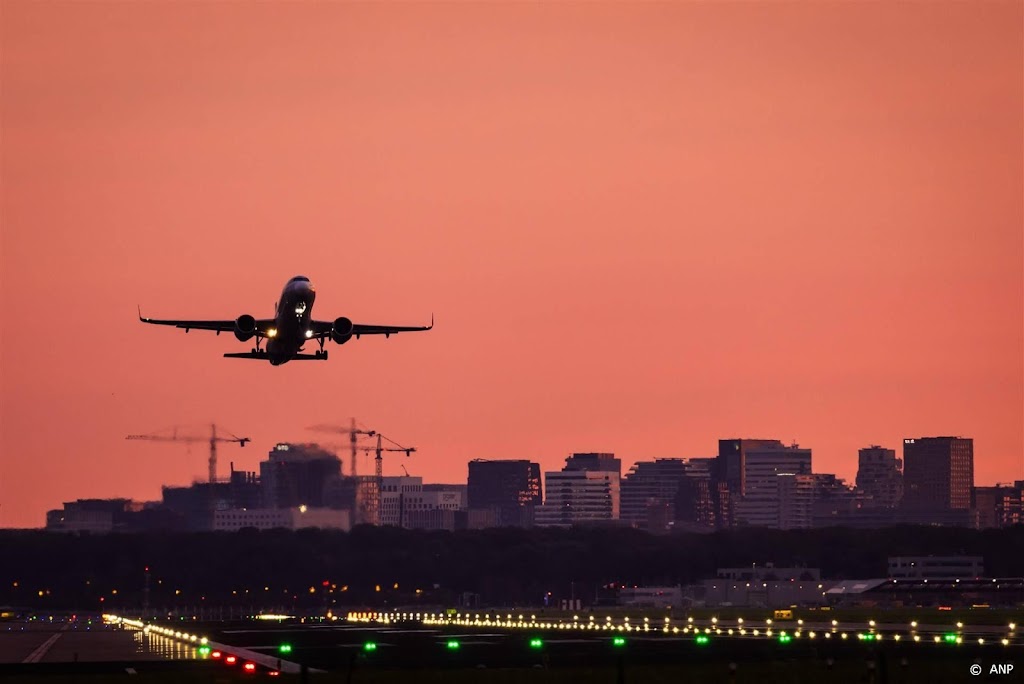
[856,446,903,507]
[902,437,973,510]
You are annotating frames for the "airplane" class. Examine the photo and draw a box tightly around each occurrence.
[139,275,432,365]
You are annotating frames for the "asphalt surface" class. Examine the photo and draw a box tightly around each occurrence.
[0,620,195,664]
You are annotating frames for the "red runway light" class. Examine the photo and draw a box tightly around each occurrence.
[243,662,256,673]
[225,655,237,664]
[211,651,222,658]
[269,673,280,677]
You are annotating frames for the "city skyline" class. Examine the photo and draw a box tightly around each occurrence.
[42,433,1023,531]
[3,2,1022,528]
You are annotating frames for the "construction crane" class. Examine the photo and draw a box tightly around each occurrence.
[306,419,376,477]
[126,424,250,483]
[356,433,416,481]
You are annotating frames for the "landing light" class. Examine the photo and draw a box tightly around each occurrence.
[305,330,313,338]
[267,329,278,338]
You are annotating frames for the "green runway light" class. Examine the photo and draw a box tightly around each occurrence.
[778,634,792,644]
[364,642,377,652]
[278,643,293,654]
[198,646,211,656]
[613,636,626,647]
[529,638,543,649]
[944,633,958,643]
[446,640,460,650]
[695,635,710,645]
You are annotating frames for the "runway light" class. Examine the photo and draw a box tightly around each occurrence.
[695,635,710,645]
[779,634,792,644]
[446,640,460,650]
[243,662,256,673]
[278,644,292,654]
[226,655,237,664]
[944,634,958,643]
[530,638,543,649]
[364,642,377,652]
[613,636,626,647]
[198,646,211,656]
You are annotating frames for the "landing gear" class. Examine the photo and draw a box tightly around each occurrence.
[315,350,328,360]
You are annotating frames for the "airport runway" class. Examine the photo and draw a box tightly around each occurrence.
[0,618,196,664]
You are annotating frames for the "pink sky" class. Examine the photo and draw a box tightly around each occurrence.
[1,2,1021,528]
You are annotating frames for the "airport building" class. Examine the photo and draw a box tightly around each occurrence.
[856,445,903,507]
[902,437,974,510]
[888,555,984,579]
[699,565,831,608]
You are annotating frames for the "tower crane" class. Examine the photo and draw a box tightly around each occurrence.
[306,419,376,477]
[355,433,416,482]
[125,424,250,483]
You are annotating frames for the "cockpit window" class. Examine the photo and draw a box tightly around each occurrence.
[289,276,310,283]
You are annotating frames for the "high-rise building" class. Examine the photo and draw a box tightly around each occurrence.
[379,476,425,527]
[732,443,812,529]
[974,484,1024,528]
[856,446,903,507]
[467,460,542,527]
[260,443,342,509]
[564,453,621,474]
[902,437,974,510]
[674,475,717,530]
[535,470,620,527]
[621,459,708,530]
[715,439,786,498]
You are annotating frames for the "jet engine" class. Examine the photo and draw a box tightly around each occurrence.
[234,314,257,342]
[332,317,354,344]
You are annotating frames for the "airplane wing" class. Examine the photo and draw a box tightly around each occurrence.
[139,309,276,336]
[309,315,433,339]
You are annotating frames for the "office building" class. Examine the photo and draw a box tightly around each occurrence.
[974,483,1024,528]
[856,446,903,507]
[212,506,350,531]
[536,469,620,527]
[902,437,974,510]
[564,452,621,474]
[620,459,692,530]
[260,443,342,509]
[467,460,542,527]
[732,443,812,529]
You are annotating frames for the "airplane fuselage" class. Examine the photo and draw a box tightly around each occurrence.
[266,277,316,365]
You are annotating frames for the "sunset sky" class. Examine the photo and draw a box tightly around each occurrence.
[1,2,1021,528]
